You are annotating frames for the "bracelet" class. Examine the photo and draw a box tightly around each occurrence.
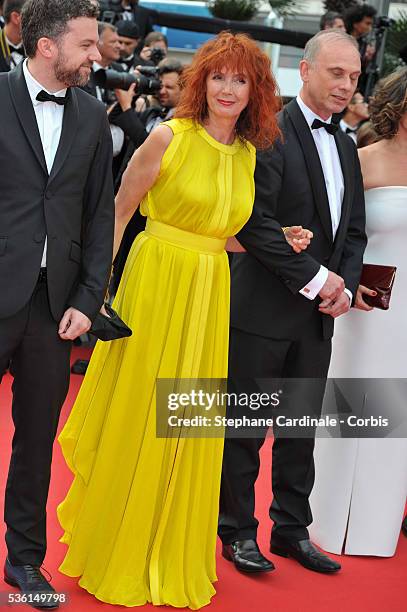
[281,227,290,234]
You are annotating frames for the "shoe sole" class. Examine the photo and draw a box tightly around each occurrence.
[222,550,275,573]
[270,545,341,573]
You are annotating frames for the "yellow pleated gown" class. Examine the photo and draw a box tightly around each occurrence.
[57,118,256,609]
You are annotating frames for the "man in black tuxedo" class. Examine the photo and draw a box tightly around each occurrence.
[0,0,26,73]
[83,21,124,102]
[120,0,155,39]
[219,30,367,575]
[0,0,114,605]
[116,19,141,71]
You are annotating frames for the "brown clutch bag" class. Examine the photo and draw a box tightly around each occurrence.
[359,263,397,310]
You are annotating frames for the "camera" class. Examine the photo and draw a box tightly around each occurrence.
[149,47,166,66]
[95,69,161,96]
[99,0,123,23]
[137,66,160,77]
[375,16,395,30]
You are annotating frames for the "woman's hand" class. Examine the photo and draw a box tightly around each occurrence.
[284,226,313,253]
[226,237,246,252]
[354,284,376,311]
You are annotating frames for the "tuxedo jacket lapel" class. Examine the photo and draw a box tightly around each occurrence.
[48,87,79,185]
[8,63,47,175]
[332,133,353,249]
[285,100,333,243]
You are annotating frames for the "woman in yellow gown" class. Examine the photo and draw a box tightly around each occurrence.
[57,32,282,609]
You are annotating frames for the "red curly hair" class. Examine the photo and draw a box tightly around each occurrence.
[175,31,281,149]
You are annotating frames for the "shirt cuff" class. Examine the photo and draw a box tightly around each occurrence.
[344,288,353,303]
[299,266,328,300]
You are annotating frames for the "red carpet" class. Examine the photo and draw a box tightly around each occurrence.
[1,347,405,611]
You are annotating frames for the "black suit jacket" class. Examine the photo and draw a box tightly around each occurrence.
[231,99,367,341]
[0,28,11,73]
[0,63,114,322]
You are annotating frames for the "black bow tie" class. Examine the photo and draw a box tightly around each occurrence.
[9,45,24,56]
[36,90,67,106]
[346,127,358,134]
[311,118,338,135]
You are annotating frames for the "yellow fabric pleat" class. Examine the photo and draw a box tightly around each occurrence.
[57,118,256,609]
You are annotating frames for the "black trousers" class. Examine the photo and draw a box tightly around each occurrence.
[219,318,332,544]
[0,275,72,565]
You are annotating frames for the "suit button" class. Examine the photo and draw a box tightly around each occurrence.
[34,232,45,243]
[45,191,52,199]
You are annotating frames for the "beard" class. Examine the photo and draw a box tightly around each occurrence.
[54,47,92,88]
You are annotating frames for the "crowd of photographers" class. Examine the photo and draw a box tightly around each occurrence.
[1,0,184,186]
[319,3,398,100]
[1,0,404,289]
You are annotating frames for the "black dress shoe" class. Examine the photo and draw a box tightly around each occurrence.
[4,558,59,609]
[270,536,341,573]
[402,516,407,536]
[222,539,275,573]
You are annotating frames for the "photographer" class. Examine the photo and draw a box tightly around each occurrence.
[83,21,124,103]
[99,0,156,39]
[0,0,26,72]
[345,3,377,92]
[80,21,129,161]
[111,58,184,293]
[320,11,345,32]
[138,30,167,65]
[116,19,141,71]
[111,58,183,184]
[339,90,370,143]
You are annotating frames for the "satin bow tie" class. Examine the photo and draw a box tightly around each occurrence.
[311,118,338,135]
[346,127,358,134]
[36,90,67,106]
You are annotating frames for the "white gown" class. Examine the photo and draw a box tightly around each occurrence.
[309,187,407,556]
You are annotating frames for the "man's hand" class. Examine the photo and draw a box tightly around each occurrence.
[284,225,313,253]
[319,291,350,318]
[139,46,151,62]
[319,271,345,303]
[354,284,375,311]
[59,307,91,341]
[114,83,137,112]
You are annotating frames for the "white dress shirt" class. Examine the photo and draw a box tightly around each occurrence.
[339,118,358,144]
[5,34,24,69]
[296,95,351,303]
[23,60,66,268]
[145,107,175,134]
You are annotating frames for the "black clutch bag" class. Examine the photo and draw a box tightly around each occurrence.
[89,303,132,341]
[360,263,397,310]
